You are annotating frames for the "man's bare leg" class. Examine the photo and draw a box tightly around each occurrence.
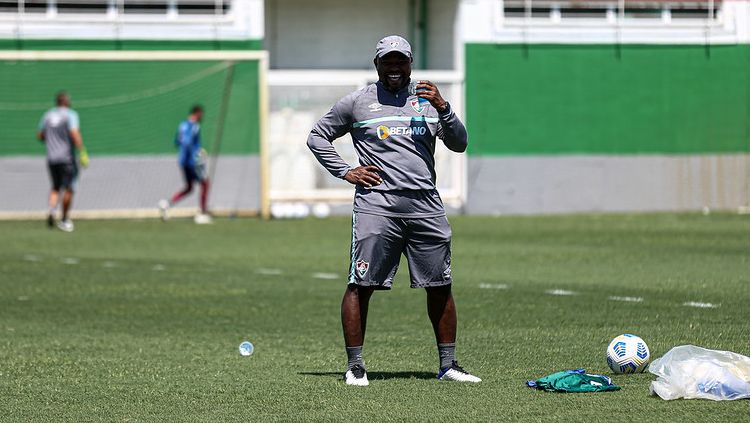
[426,285,457,345]
[342,284,374,385]
[61,189,74,221]
[48,190,59,211]
[342,284,374,347]
[47,190,59,227]
[199,180,210,214]
[170,181,193,206]
[427,285,481,382]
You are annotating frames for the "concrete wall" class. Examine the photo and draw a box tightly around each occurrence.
[0,156,260,215]
[467,155,750,214]
[264,0,458,69]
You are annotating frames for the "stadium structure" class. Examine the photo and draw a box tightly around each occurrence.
[0,0,748,217]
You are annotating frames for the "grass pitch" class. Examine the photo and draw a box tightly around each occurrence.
[1,213,749,422]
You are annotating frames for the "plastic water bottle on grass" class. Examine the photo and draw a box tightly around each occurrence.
[239,341,254,357]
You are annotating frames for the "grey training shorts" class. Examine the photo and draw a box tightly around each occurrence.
[347,212,453,290]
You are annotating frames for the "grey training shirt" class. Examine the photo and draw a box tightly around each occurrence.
[307,81,468,218]
[39,107,80,164]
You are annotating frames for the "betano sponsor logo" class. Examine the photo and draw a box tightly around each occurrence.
[376,125,427,140]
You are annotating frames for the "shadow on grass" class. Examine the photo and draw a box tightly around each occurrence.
[299,371,436,381]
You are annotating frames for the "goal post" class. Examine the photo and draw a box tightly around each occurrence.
[0,50,270,220]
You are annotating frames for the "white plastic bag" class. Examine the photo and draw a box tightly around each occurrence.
[649,345,750,401]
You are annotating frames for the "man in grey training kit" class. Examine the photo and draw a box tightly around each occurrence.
[307,35,481,386]
[37,91,89,232]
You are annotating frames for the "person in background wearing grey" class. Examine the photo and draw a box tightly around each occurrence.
[37,91,89,232]
[307,35,480,386]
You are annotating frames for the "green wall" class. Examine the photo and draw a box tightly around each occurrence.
[0,39,263,51]
[1,60,260,156]
[465,43,750,155]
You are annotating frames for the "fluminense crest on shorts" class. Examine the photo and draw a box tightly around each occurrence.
[356,260,369,277]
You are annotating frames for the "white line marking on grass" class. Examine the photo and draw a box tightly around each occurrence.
[152,264,166,271]
[256,268,283,276]
[23,254,41,262]
[62,257,79,265]
[546,289,576,296]
[479,283,509,290]
[102,261,117,268]
[312,272,339,280]
[683,301,720,309]
[608,296,643,303]
[17,296,29,301]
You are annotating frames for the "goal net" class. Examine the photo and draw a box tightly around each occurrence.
[0,50,268,219]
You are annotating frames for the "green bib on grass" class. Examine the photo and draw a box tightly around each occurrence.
[527,369,620,393]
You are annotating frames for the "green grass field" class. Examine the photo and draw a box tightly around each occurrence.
[1,214,749,422]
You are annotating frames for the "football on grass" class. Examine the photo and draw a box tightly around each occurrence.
[606,334,651,374]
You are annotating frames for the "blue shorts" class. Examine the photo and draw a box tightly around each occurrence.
[181,163,205,183]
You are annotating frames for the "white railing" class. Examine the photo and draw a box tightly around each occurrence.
[0,0,236,29]
[489,0,739,44]
[0,0,233,23]
[0,0,263,47]
[497,0,724,27]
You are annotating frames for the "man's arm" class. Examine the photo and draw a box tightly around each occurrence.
[175,122,189,149]
[416,81,468,153]
[306,97,355,179]
[435,104,468,153]
[69,128,84,150]
[70,128,89,168]
[37,114,45,142]
[68,111,89,167]
[307,95,383,188]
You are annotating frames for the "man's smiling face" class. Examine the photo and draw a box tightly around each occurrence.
[375,51,412,92]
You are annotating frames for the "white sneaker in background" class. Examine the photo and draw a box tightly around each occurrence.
[57,219,74,233]
[194,213,213,224]
[158,199,170,221]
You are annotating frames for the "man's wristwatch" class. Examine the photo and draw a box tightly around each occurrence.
[437,101,451,115]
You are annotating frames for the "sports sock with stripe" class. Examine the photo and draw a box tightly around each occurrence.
[438,343,456,369]
[346,346,364,370]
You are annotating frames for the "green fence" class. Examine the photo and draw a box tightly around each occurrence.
[0,58,260,156]
[465,43,750,155]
